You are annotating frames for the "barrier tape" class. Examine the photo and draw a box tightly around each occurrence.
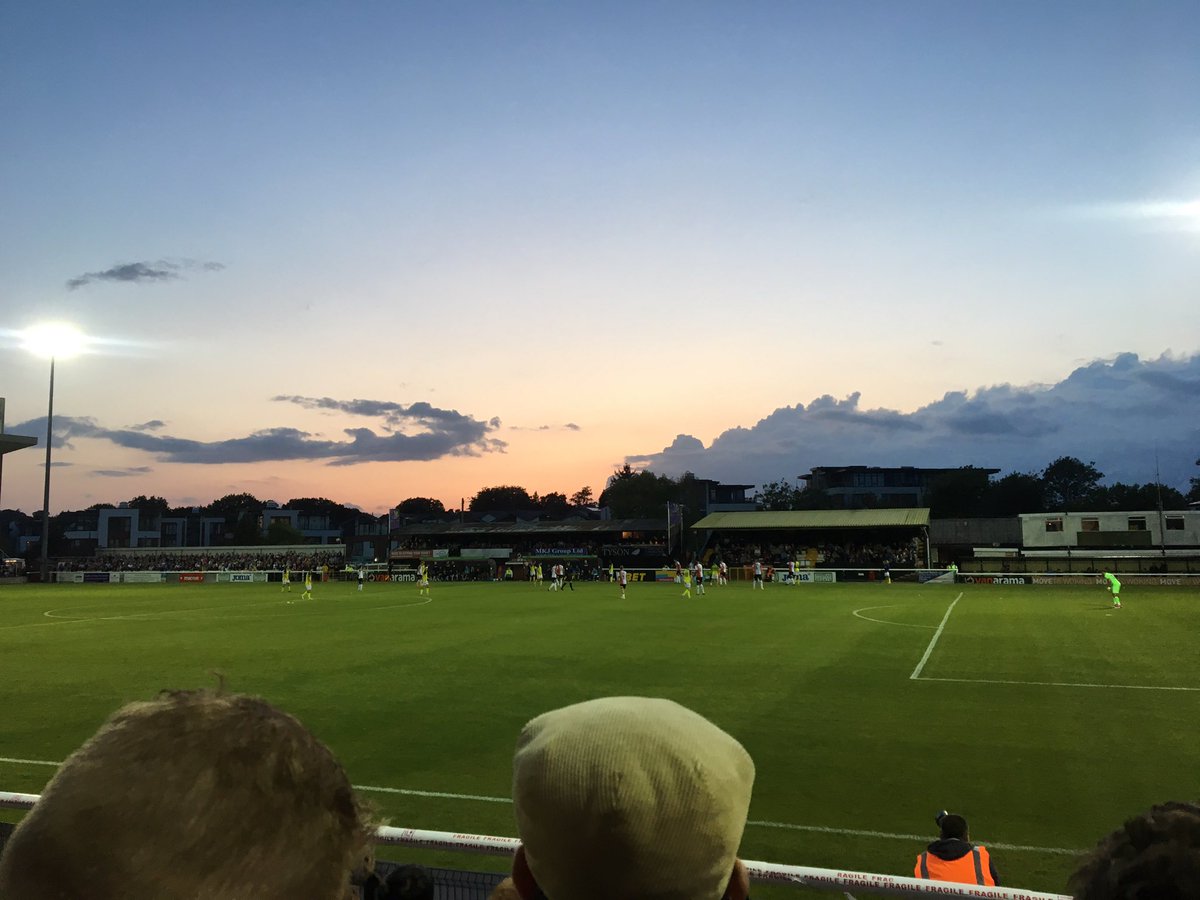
[0,792,1069,899]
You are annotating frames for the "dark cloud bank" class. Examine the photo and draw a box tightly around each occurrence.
[15,396,505,468]
[627,353,1200,491]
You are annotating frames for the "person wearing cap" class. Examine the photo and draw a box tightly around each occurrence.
[914,812,999,886]
[510,696,755,900]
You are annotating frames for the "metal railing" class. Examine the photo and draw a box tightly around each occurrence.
[0,791,1070,900]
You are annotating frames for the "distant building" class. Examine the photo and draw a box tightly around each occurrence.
[62,507,226,553]
[1020,510,1200,551]
[260,508,342,544]
[694,479,756,515]
[802,466,1000,509]
[57,505,347,553]
[345,512,390,563]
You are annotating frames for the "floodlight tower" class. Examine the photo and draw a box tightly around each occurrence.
[22,323,87,584]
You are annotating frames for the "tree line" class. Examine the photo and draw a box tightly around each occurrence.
[399,466,711,524]
[758,457,1200,518]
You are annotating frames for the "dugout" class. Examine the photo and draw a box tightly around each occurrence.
[690,509,931,576]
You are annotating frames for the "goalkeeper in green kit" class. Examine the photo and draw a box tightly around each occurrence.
[1103,572,1121,608]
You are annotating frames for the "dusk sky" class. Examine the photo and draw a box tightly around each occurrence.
[2,2,1198,515]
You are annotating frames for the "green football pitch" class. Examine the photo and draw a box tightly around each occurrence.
[1,579,1197,896]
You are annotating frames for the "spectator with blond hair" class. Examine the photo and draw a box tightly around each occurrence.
[0,689,370,899]
[509,695,755,900]
[488,877,523,900]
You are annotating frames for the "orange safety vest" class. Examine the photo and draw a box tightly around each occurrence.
[915,846,995,885]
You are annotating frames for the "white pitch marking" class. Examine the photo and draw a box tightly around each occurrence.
[38,600,286,624]
[367,597,434,611]
[0,611,198,632]
[851,605,937,630]
[0,594,430,632]
[915,676,1200,692]
[44,603,249,621]
[909,592,962,680]
[354,783,510,804]
[0,757,1079,856]
[0,756,60,768]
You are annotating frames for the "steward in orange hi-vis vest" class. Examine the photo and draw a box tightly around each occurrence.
[915,812,1000,886]
[915,845,996,885]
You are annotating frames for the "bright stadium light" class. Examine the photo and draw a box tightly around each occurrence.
[23,322,88,584]
[21,322,88,360]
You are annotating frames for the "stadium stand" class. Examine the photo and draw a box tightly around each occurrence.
[67,547,345,572]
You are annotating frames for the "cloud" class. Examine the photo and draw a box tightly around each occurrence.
[627,352,1200,491]
[93,466,153,477]
[128,420,165,432]
[66,258,224,290]
[507,422,583,432]
[13,396,506,466]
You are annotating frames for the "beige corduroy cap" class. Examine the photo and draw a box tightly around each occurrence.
[512,696,755,900]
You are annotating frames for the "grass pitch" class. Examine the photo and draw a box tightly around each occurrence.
[1,578,1198,896]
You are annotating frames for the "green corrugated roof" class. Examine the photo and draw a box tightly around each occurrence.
[691,509,930,530]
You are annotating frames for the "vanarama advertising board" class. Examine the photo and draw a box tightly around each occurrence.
[960,575,1032,585]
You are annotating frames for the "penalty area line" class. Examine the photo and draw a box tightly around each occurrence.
[909,592,962,680]
[914,676,1200,692]
[0,756,1079,855]
[851,605,937,630]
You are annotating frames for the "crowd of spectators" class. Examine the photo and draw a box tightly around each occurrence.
[424,562,494,582]
[60,549,346,573]
[412,560,605,583]
[0,688,1191,899]
[715,537,921,568]
[391,536,667,564]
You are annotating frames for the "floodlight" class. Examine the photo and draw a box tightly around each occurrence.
[23,322,86,584]
[22,322,88,360]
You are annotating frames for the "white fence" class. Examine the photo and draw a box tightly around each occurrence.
[0,791,1069,899]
